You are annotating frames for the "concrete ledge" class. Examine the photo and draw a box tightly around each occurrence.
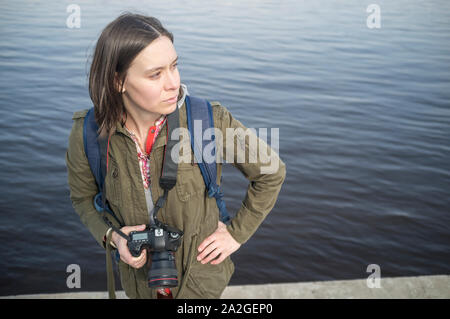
[221,275,450,299]
[2,275,449,299]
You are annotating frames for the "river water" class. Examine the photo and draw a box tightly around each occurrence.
[0,0,449,295]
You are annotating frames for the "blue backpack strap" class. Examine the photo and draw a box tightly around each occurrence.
[83,108,124,299]
[185,95,231,225]
[83,108,104,192]
[83,108,120,220]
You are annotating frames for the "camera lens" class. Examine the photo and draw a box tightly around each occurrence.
[148,251,178,288]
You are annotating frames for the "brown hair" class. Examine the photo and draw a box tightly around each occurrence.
[89,13,174,136]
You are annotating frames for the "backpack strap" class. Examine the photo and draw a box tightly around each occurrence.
[83,108,103,191]
[83,107,129,299]
[185,96,231,225]
[83,108,127,238]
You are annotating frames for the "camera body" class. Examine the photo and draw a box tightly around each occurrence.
[128,224,183,288]
[128,225,182,256]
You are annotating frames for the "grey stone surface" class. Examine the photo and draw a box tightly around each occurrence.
[220,275,450,299]
[2,275,449,299]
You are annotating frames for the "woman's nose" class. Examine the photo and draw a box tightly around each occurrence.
[164,69,179,91]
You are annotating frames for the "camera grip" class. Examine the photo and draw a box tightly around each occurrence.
[127,231,144,257]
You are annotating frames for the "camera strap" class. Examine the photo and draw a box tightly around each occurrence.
[150,105,180,226]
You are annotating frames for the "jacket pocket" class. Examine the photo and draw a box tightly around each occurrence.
[105,156,121,207]
[180,257,235,299]
[176,163,206,202]
[175,234,198,298]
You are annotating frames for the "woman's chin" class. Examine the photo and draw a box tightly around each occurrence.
[161,102,178,114]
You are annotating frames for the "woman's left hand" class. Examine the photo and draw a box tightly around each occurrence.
[197,221,241,265]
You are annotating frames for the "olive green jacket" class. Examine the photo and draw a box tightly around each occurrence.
[65,100,286,299]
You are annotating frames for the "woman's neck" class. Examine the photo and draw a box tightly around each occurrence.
[124,107,162,151]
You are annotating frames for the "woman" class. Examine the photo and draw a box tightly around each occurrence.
[66,13,286,299]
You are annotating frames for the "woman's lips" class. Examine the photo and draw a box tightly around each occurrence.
[164,95,178,103]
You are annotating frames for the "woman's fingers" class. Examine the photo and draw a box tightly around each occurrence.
[112,224,146,247]
[197,234,215,253]
[197,221,241,265]
[201,249,221,264]
[197,241,218,262]
[198,244,221,264]
[132,249,147,268]
[116,224,147,268]
[122,248,146,269]
[124,224,146,235]
[210,252,227,265]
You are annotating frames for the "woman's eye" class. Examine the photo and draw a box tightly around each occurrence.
[149,63,177,79]
[149,72,161,79]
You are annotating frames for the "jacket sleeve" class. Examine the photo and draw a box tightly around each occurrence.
[212,102,286,244]
[65,111,119,248]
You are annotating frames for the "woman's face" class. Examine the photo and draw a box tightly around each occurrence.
[121,36,180,118]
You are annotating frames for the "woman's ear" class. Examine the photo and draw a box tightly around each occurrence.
[114,72,126,94]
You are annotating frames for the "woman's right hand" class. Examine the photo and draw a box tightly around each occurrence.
[111,224,147,269]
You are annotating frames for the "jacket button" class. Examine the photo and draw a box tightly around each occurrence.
[112,169,118,178]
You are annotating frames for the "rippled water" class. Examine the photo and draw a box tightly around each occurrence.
[0,0,449,295]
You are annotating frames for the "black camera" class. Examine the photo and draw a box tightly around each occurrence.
[128,223,183,288]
